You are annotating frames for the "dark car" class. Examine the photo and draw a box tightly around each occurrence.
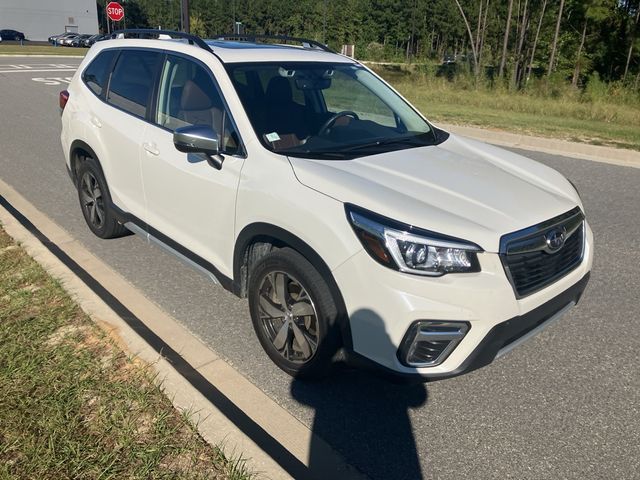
[82,33,105,47]
[0,29,26,41]
[70,34,92,47]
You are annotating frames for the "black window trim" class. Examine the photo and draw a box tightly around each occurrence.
[81,47,119,100]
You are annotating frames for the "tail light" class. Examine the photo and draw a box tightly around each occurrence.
[59,90,70,111]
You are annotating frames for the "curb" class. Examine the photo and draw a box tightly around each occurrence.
[440,123,640,169]
[0,178,365,480]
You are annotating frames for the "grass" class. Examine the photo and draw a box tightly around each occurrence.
[0,227,254,480]
[372,65,640,151]
[0,44,86,56]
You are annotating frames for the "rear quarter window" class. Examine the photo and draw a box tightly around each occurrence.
[106,49,161,118]
[82,49,117,97]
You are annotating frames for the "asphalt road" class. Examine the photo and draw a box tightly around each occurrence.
[1,57,639,480]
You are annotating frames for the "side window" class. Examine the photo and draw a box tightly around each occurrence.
[82,49,117,97]
[107,49,161,118]
[155,55,241,155]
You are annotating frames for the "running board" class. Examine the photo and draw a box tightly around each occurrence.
[124,221,221,286]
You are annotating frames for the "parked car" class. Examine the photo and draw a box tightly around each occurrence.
[70,34,92,47]
[49,32,75,45]
[59,33,81,46]
[60,30,593,380]
[0,29,26,41]
[82,34,105,47]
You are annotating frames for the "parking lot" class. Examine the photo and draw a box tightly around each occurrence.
[1,56,639,479]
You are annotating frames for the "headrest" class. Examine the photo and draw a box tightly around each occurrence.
[265,76,293,104]
[180,79,213,111]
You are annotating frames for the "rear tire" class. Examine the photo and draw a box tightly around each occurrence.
[76,157,128,239]
[248,248,342,380]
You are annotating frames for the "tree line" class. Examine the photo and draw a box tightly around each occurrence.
[100,0,640,89]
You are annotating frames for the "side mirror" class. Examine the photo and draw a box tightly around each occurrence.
[173,125,223,169]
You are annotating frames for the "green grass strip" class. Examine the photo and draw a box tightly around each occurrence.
[0,227,253,480]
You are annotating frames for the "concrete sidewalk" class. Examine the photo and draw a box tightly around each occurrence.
[440,123,640,169]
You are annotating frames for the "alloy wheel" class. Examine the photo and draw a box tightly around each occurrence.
[257,271,319,364]
[80,171,105,229]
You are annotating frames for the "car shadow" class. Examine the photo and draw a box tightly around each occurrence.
[290,309,428,480]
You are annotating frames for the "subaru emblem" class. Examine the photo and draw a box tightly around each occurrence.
[545,228,566,253]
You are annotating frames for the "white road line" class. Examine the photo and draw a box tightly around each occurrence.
[0,68,78,73]
[32,77,73,85]
[0,63,79,68]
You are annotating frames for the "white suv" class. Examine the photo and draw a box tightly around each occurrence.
[60,30,593,380]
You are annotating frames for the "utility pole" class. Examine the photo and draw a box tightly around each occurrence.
[181,0,190,33]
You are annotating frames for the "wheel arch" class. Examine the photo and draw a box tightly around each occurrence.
[69,140,104,185]
[233,222,353,350]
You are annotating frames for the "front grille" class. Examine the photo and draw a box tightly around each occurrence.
[500,207,585,297]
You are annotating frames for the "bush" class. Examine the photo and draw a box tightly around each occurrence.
[583,72,609,103]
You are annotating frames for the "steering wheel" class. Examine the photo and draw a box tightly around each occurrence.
[318,111,360,136]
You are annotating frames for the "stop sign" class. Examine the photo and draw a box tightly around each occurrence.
[106,2,124,22]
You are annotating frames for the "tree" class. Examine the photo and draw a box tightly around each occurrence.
[499,0,514,78]
[624,3,640,80]
[454,0,480,75]
[512,0,530,88]
[526,0,547,82]
[571,0,614,86]
[548,0,565,75]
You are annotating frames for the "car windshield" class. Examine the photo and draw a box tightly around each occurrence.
[226,62,439,159]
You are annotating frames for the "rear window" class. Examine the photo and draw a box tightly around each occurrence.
[106,49,161,118]
[82,49,117,97]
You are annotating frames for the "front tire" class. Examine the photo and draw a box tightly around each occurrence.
[248,248,342,379]
[76,157,128,239]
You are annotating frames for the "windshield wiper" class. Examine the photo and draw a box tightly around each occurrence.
[283,149,352,159]
[341,135,431,152]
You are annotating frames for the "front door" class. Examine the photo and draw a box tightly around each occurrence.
[140,54,245,279]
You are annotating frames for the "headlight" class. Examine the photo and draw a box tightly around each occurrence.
[346,205,482,276]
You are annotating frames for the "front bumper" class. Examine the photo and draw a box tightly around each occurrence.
[332,221,593,378]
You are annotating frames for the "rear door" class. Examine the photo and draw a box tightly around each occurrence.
[140,53,245,278]
[100,48,161,219]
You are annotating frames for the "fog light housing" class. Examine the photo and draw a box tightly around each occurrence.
[398,321,469,367]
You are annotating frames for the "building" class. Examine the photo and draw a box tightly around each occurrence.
[1,0,98,41]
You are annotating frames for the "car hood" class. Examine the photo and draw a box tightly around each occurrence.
[288,134,581,253]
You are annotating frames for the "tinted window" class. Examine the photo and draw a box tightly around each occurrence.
[155,55,241,155]
[107,50,161,118]
[82,49,117,97]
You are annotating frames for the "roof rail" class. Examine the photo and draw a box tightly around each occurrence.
[211,34,335,53]
[109,29,213,53]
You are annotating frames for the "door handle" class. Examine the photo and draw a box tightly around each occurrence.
[143,142,159,156]
[90,116,102,128]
